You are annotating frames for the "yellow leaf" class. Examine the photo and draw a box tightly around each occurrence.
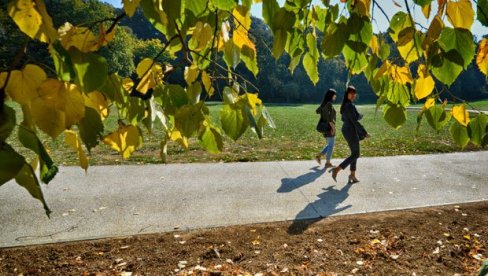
[371,239,381,245]
[123,0,140,17]
[184,65,199,84]
[97,24,116,48]
[135,58,162,94]
[122,78,134,92]
[446,0,474,30]
[202,71,214,97]
[31,79,85,138]
[4,64,47,105]
[423,16,444,51]
[170,129,189,150]
[59,22,99,52]
[84,91,109,119]
[374,60,391,80]
[452,104,470,127]
[463,234,471,240]
[414,64,435,100]
[476,38,488,76]
[190,21,213,51]
[389,65,413,85]
[0,72,7,89]
[103,124,142,159]
[397,28,421,63]
[65,130,88,171]
[251,239,260,246]
[370,35,379,57]
[232,6,256,51]
[424,98,435,110]
[242,93,262,115]
[422,3,431,19]
[8,0,57,43]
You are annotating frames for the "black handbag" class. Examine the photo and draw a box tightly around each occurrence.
[316,120,329,133]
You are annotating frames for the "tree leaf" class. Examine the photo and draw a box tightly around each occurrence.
[201,71,214,97]
[15,162,51,216]
[184,64,200,85]
[59,23,100,53]
[321,22,348,58]
[478,0,488,26]
[241,44,259,76]
[383,103,407,129]
[65,130,88,171]
[430,49,464,86]
[189,21,213,51]
[49,41,76,82]
[397,28,423,63]
[123,0,141,17]
[4,64,47,106]
[212,0,236,11]
[174,103,205,138]
[262,0,279,25]
[135,58,163,95]
[78,107,104,152]
[414,64,435,100]
[31,79,85,138]
[451,104,470,127]
[467,113,488,146]
[69,48,108,93]
[446,0,474,30]
[0,106,16,142]
[7,0,57,43]
[303,33,319,85]
[199,120,223,154]
[0,143,25,186]
[220,103,248,140]
[449,121,470,148]
[272,29,288,60]
[476,38,488,77]
[103,124,143,159]
[18,125,58,184]
[389,12,412,42]
[438,27,475,69]
[425,105,451,131]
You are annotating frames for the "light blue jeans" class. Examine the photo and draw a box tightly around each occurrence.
[320,136,336,161]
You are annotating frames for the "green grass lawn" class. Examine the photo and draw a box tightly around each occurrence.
[6,100,488,167]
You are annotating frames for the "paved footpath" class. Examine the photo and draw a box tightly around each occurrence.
[0,152,487,248]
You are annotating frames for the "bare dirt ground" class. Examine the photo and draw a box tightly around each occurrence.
[1,202,486,275]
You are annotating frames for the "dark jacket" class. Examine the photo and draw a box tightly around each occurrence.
[316,102,336,137]
[341,102,367,140]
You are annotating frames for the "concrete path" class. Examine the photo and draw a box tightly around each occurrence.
[0,151,487,248]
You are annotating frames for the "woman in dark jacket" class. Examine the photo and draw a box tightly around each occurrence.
[331,86,369,183]
[315,89,337,168]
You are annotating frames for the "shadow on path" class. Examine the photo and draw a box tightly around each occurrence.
[288,183,353,235]
[278,166,325,193]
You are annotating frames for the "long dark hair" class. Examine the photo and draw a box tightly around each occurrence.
[340,85,356,114]
[320,88,337,107]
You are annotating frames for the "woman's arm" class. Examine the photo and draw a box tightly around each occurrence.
[345,103,367,136]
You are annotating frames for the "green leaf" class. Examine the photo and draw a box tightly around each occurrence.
[261,106,276,129]
[303,33,319,85]
[187,82,202,104]
[78,107,104,152]
[342,41,369,74]
[186,0,208,17]
[0,105,16,142]
[389,12,412,42]
[18,125,58,184]
[263,0,280,26]
[271,8,296,31]
[0,143,25,186]
[347,13,373,45]
[413,0,432,6]
[467,113,488,146]
[241,44,259,76]
[140,0,172,36]
[425,105,451,131]
[383,103,407,129]
[174,103,205,138]
[478,0,488,27]
[244,105,262,139]
[438,27,475,69]
[224,41,240,69]
[15,163,51,217]
[212,0,235,11]
[199,121,223,154]
[449,121,470,148]
[99,73,121,101]
[154,84,189,115]
[321,22,348,58]
[430,49,464,85]
[220,103,248,140]
[272,29,287,60]
[49,41,75,82]
[69,48,108,92]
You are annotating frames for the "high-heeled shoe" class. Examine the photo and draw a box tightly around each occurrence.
[324,162,334,169]
[330,167,340,182]
[315,154,321,165]
[348,175,360,184]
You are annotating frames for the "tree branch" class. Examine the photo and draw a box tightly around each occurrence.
[372,0,390,23]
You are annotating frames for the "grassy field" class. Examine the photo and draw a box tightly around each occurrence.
[6,100,488,166]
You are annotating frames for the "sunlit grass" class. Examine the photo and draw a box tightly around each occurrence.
[6,100,488,166]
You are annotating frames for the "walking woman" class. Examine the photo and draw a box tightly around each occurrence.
[331,86,369,183]
[315,89,337,169]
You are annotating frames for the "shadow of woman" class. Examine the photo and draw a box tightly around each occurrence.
[287,183,353,235]
[277,166,325,193]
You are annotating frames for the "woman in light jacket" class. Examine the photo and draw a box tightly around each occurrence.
[315,89,337,169]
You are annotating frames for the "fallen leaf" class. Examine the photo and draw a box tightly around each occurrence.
[433,247,440,254]
[356,260,364,265]
[252,239,260,246]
